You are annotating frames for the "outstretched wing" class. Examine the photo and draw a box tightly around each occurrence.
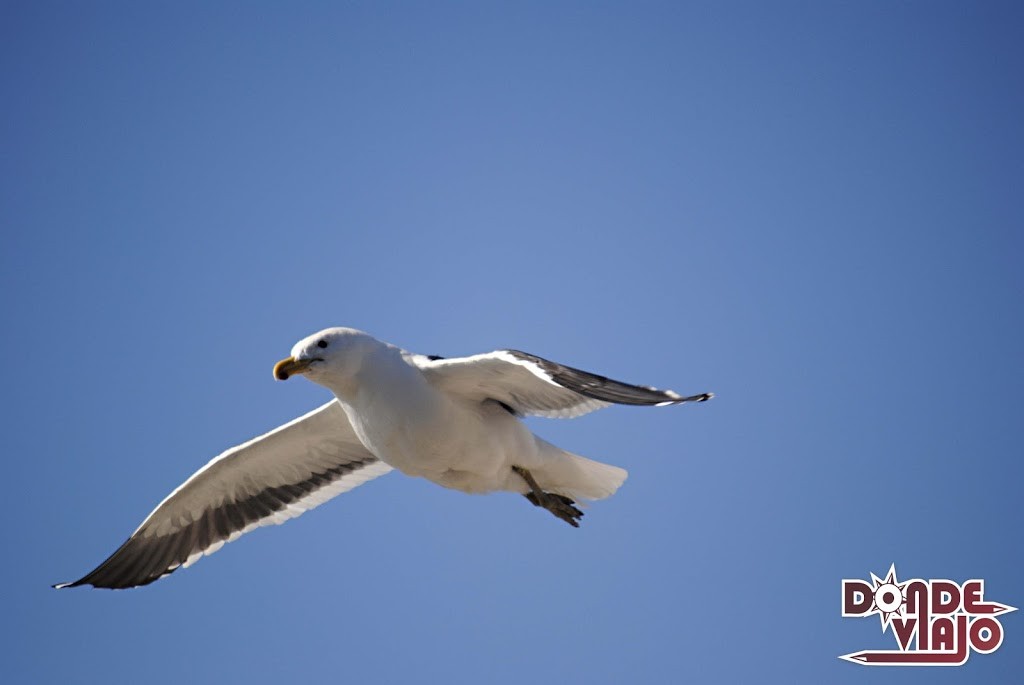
[55,401,391,590]
[414,350,712,419]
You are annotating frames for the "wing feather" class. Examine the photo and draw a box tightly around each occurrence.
[55,400,391,590]
[415,350,711,418]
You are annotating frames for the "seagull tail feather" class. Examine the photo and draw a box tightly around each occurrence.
[532,438,628,502]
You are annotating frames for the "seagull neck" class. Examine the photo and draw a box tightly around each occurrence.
[319,345,412,407]
[319,375,361,403]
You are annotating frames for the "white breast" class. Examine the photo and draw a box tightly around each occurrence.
[335,351,459,478]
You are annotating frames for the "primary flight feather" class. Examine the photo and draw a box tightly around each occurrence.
[55,327,712,589]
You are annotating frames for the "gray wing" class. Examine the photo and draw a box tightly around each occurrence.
[54,401,391,590]
[414,350,712,419]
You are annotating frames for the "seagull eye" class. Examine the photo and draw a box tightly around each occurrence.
[317,339,328,349]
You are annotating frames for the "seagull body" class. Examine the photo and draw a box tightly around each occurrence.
[56,328,711,589]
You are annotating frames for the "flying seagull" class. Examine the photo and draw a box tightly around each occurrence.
[55,327,712,589]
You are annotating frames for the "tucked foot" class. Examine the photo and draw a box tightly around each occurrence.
[525,491,584,527]
[512,465,584,528]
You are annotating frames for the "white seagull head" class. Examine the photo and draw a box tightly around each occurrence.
[273,327,376,383]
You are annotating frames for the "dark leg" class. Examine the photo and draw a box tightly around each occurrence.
[512,465,584,527]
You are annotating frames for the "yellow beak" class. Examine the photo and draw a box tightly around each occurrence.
[273,356,313,381]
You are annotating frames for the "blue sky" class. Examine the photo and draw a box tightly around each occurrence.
[2,2,1021,682]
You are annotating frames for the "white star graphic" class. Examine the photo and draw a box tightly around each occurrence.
[867,563,908,632]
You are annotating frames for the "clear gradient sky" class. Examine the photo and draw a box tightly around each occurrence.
[2,2,1022,683]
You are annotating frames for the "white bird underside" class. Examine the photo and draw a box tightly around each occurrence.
[56,330,711,589]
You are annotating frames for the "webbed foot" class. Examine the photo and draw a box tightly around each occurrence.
[512,465,584,527]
